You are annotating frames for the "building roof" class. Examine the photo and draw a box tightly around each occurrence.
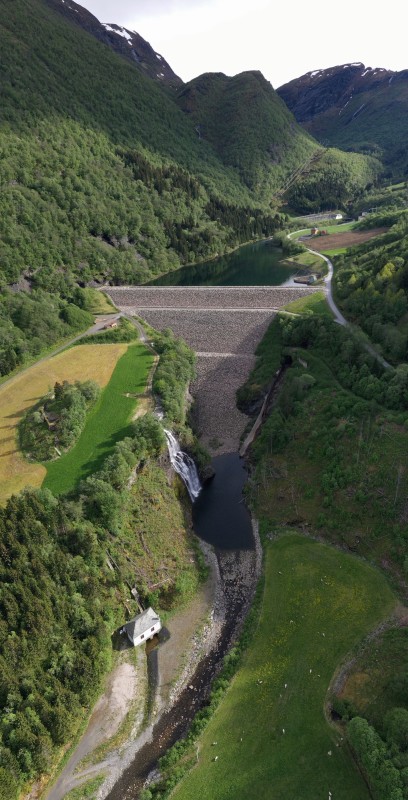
[123,607,160,640]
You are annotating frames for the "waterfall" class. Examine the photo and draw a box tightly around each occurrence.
[164,429,202,502]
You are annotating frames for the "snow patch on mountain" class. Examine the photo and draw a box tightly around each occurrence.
[102,23,134,43]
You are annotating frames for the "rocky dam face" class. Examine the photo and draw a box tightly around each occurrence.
[106,286,317,454]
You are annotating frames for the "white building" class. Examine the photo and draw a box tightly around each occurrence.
[121,607,162,647]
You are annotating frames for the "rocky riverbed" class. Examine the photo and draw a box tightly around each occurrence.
[102,525,262,800]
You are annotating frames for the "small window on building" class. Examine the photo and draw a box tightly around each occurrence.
[151,627,155,632]
[140,634,144,639]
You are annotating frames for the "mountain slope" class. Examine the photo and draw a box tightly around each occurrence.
[177,70,320,199]
[0,0,277,287]
[278,63,408,175]
[0,0,381,378]
[45,0,183,88]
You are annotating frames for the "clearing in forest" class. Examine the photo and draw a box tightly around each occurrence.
[172,535,396,800]
[309,227,388,252]
[44,341,153,495]
[0,343,127,504]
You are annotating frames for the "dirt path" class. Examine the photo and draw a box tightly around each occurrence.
[102,526,261,800]
[43,553,219,800]
[45,654,144,800]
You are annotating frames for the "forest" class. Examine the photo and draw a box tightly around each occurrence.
[333,210,408,361]
[0,330,199,799]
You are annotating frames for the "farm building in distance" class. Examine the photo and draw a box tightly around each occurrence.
[121,607,162,647]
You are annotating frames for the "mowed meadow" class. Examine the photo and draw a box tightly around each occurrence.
[172,535,396,800]
[0,337,153,502]
[43,341,153,495]
[0,343,128,503]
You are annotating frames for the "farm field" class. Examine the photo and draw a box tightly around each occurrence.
[44,341,153,495]
[310,226,388,253]
[0,343,127,504]
[172,535,396,800]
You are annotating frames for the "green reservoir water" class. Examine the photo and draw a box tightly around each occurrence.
[149,239,299,286]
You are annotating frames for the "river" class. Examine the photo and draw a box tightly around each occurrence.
[105,455,260,800]
[103,243,273,797]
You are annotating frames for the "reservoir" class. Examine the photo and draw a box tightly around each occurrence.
[149,238,299,286]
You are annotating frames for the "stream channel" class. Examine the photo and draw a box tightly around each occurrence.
[106,455,259,800]
[105,239,285,798]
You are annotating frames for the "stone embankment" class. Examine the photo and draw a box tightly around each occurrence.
[106,286,317,453]
[106,285,317,310]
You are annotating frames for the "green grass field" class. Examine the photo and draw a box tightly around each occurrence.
[82,287,117,314]
[172,535,396,800]
[322,222,357,234]
[283,291,333,317]
[321,247,347,256]
[43,341,153,494]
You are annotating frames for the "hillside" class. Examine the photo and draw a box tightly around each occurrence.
[332,209,408,361]
[45,0,183,87]
[176,70,320,200]
[0,1,382,292]
[284,147,382,214]
[278,63,408,176]
[1,0,280,289]
[0,328,203,800]
[0,0,284,377]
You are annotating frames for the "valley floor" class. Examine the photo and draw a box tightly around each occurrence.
[171,534,397,800]
[45,558,218,800]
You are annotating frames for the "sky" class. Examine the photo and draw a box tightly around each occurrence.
[78,0,408,88]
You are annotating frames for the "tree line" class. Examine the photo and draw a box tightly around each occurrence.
[333,210,408,362]
[0,331,200,799]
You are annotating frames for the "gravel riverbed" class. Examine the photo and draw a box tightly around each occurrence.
[102,523,262,800]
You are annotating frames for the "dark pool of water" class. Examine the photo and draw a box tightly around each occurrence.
[193,453,254,550]
[148,239,298,286]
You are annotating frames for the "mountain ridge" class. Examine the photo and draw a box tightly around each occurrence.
[176,69,320,198]
[45,0,183,87]
[278,62,408,174]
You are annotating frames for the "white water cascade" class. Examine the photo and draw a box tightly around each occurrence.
[164,429,202,502]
